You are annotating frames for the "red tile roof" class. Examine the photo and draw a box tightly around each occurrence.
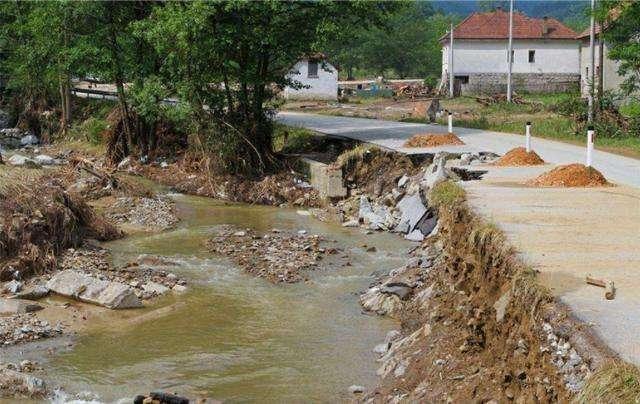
[441,9,577,42]
[576,24,602,39]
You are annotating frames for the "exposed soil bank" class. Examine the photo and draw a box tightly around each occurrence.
[357,184,619,402]
[138,154,321,207]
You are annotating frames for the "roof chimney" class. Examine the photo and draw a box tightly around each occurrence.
[542,16,549,35]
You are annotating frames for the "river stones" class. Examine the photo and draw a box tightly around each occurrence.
[46,270,142,309]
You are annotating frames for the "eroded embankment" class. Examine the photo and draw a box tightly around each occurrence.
[359,182,618,403]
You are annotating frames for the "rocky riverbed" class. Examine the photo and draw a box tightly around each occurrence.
[206,225,347,283]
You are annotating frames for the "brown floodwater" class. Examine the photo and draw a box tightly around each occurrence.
[39,193,409,403]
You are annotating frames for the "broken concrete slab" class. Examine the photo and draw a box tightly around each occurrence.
[422,152,449,190]
[395,193,427,234]
[46,270,142,309]
[380,283,413,300]
[0,298,43,315]
[404,229,424,242]
[300,157,347,200]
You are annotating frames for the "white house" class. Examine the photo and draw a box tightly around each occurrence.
[284,55,338,101]
[441,9,580,95]
[577,25,627,97]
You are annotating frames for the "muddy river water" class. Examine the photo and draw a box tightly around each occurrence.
[37,193,409,402]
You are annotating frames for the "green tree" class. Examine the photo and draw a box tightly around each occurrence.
[0,1,93,133]
[139,0,397,175]
[600,1,640,96]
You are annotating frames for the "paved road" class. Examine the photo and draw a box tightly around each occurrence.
[278,111,640,365]
[277,111,640,188]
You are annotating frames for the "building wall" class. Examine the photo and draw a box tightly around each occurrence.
[579,40,626,96]
[284,60,338,101]
[461,73,580,95]
[441,39,580,94]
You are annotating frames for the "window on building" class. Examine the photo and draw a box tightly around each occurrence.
[528,50,535,63]
[308,61,318,78]
[455,75,469,84]
[507,50,514,63]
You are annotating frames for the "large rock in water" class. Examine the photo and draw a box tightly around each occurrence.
[0,298,43,315]
[46,270,142,309]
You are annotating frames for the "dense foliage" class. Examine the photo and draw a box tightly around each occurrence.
[0,0,398,175]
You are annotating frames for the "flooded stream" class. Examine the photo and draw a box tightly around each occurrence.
[42,193,409,402]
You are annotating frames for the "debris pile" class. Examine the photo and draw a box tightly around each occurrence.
[476,93,530,106]
[142,157,321,208]
[334,152,486,242]
[395,84,434,99]
[0,176,122,282]
[206,226,343,283]
[0,314,64,346]
[105,196,178,231]
[403,133,464,148]
[493,147,545,166]
[0,361,47,398]
[528,164,610,187]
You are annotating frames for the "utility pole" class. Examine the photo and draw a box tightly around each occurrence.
[449,22,454,98]
[506,0,514,102]
[588,0,595,123]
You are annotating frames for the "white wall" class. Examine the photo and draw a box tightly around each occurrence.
[442,39,580,76]
[579,40,626,96]
[284,60,338,101]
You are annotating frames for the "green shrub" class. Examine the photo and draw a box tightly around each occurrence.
[68,117,108,145]
[552,95,587,121]
[423,75,438,89]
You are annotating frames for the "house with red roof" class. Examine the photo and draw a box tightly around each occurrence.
[441,9,580,95]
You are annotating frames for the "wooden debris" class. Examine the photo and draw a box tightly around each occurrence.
[586,276,607,288]
[605,281,616,300]
[586,276,616,300]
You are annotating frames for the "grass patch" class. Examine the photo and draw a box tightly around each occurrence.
[67,116,108,145]
[428,180,466,207]
[575,361,640,404]
[334,144,378,169]
[438,94,640,159]
[273,123,323,153]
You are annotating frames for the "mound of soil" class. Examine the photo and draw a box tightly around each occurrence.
[493,147,545,166]
[528,164,610,187]
[404,133,464,148]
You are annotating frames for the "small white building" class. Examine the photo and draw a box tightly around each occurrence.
[577,25,626,97]
[284,55,338,101]
[441,9,580,94]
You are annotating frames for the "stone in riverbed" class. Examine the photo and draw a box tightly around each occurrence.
[142,281,170,296]
[3,280,22,294]
[14,285,50,300]
[46,270,142,309]
[0,298,43,315]
[380,283,413,300]
[348,385,365,394]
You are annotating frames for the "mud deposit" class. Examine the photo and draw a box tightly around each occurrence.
[28,193,409,402]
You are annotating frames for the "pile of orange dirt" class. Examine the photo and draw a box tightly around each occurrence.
[493,147,545,166]
[528,163,611,187]
[403,133,464,148]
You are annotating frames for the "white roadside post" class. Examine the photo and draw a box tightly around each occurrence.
[525,121,532,152]
[448,111,453,134]
[586,125,595,167]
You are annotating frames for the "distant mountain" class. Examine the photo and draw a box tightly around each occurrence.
[431,0,590,30]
